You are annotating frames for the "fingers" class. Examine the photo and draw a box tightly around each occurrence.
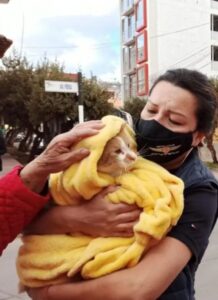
[63,148,90,165]
[95,185,120,198]
[26,287,49,300]
[114,210,141,224]
[116,222,137,231]
[50,121,104,148]
[110,222,137,237]
[74,120,103,129]
[114,202,141,214]
[66,121,105,144]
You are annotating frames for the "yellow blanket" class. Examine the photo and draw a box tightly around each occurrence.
[17,115,184,288]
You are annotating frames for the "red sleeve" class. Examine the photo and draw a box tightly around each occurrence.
[0,166,50,254]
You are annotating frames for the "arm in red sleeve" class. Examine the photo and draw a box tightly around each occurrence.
[0,166,49,254]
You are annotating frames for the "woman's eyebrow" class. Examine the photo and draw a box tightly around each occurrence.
[147,99,158,106]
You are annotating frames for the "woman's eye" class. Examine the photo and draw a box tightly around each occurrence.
[147,109,157,114]
[169,119,182,125]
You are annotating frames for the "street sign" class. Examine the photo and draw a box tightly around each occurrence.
[44,80,78,94]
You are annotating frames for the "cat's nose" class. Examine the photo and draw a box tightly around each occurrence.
[126,154,136,161]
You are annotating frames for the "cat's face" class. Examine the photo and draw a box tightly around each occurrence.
[98,128,137,176]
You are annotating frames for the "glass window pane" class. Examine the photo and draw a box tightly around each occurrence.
[136,0,144,29]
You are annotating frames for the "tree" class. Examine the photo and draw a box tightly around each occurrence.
[81,78,114,120]
[124,97,147,119]
[0,53,117,157]
[0,53,34,146]
[206,78,218,163]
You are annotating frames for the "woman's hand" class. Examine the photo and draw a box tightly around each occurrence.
[20,121,104,193]
[26,186,141,237]
[76,186,141,237]
[26,287,49,300]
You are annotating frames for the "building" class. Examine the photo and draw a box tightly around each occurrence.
[120,0,218,101]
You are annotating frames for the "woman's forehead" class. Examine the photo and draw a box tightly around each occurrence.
[149,81,198,113]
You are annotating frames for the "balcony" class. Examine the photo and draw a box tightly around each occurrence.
[211,30,218,40]
[211,60,218,70]
[123,46,136,74]
[211,0,218,10]
[122,15,136,46]
[121,0,134,16]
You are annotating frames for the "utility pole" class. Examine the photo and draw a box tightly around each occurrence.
[77,71,84,123]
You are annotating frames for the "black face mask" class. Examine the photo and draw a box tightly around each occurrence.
[134,119,194,164]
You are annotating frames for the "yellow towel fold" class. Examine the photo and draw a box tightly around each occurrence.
[17,115,184,288]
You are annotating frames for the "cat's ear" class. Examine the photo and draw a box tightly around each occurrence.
[119,123,126,133]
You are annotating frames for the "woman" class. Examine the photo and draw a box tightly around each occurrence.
[28,69,218,300]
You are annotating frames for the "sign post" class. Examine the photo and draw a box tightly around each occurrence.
[77,72,84,123]
[44,80,78,94]
[44,75,84,123]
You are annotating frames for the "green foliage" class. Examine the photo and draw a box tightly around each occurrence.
[82,78,114,120]
[124,97,147,119]
[0,52,117,152]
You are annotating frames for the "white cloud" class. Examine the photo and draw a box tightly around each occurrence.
[0,0,121,82]
[57,30,100,73]
[98,62,121,82]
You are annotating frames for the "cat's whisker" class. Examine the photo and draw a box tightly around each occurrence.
[138,150,148,156]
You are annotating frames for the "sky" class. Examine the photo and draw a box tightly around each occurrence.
[0,0,121,81]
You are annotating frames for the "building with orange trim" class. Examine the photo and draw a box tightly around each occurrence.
[120,0,217,101]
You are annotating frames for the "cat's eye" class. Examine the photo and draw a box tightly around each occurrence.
[115,149,122,154]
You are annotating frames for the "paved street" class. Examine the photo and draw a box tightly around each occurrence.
[0,150,217,299]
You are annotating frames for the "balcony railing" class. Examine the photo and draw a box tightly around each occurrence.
[211,0,218,10]
[211,60,218,70]
[211,30,218,40]
[122,0,134,16]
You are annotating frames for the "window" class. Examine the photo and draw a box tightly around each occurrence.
[130,73,137,98]
[211,45,218,61]
[137,64,148,96]
[123,45,136,73]
[136,30,148,63]
[211,14,218,31]
[122,0,134,14]
[128,14,135,41]
[122,14,135,43]
[123,47,128,73]
[124,73,137,99]
[129,45,136,71]
[136,0,147,31]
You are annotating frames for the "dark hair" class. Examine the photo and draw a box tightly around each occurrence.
[150,68,218,134]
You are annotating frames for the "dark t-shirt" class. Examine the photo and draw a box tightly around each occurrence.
[158,152,218,299]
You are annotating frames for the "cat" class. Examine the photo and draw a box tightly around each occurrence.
[97,127,137,177]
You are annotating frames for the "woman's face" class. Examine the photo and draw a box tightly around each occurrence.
[140,81,204,146]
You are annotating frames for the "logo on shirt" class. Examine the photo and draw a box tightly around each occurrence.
[149,145,181,155]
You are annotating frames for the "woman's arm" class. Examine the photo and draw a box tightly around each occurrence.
[28,236,191,300]
[0,121,104,254]
[25,186,141,237]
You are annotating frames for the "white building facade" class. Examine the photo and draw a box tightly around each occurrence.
[121,0,218,101]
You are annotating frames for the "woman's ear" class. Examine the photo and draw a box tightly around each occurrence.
[192,131,205,147]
